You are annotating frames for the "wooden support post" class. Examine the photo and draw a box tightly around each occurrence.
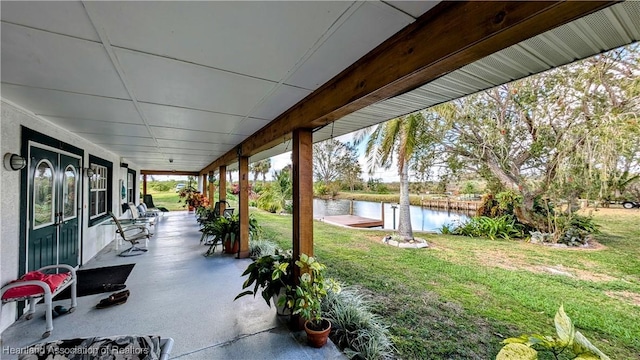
[381,202,385,227]
[201,173,208,198]
[238,157,250,259]
[208,171,215,206]
[142,174,147,196]
[292,128,314,279]
[219,165,227,215]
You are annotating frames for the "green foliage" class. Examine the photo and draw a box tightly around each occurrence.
[439,223,454,235]
[150,182,172,192]
[497,305,610,360]
[288,254,340,326]
[235,250,294,307]
[366,178,390,194]
[314,182,340,197]
[248,239,278,258]
[552,214,600,246]
[451,215,525,240]
[256,168,292,213]
[322,285,395,360]
[461,181,477,195]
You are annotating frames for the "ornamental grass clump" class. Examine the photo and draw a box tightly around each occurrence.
[322,284,395,360]
[248,239,278,258]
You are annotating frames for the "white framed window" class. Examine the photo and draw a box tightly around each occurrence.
[90,164,108,218]
[127,171,135,203]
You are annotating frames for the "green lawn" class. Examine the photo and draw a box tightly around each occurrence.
[143,189,239,211]
[251,208,640,359]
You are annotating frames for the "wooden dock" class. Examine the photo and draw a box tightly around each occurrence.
[322,215,384,228]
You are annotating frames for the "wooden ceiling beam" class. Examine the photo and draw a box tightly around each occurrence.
[202,1,615,173]
[140,170,199,176]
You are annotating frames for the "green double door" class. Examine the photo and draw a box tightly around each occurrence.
[27,145,80,271]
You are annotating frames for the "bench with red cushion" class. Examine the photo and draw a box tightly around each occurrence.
[1,271,71,301]
[0,264,77,338]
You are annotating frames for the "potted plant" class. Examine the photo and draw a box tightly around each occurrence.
[224,214,240,254]
[234,250,294,315]
[287,254,339,348]
[178,185,200,211]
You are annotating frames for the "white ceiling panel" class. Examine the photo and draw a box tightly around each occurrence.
[1,23,128,98]
[106,144,160,154]
[385,1,439,18]
[251,84,312,121]
[92,136,157,148]
[1,84,141,123]
[140,103,245,134]
[285,1,414,90]
[115,48,277,116]
[0,1,100,41]
[87,1,353,82]
[152,127,245,145]
[49,117,150,138]
[157,139,229,153]
[230,118,271,137]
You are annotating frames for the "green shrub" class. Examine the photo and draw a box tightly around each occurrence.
[452,215,525,240]
[497,305,610,360]
[322,284,395,360]
[439,223,454,235]
[248,239,278,258]
[150,182,171,192]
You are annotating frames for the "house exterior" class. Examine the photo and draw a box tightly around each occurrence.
[2,1,638,335]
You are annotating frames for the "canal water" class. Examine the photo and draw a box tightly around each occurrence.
[313,199,471,232]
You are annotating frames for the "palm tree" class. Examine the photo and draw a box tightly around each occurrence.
[357,113,426,240]
[256,159,271,183]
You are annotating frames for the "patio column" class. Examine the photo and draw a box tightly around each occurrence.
[142,174,147,196]
[292,128,313,274]
[201,173,208,198]
[219,165,227,215]
[238,156,250,258]
[208,171,215,206]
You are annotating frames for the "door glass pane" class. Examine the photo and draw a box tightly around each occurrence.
[63,165,77,219]
[34,161,54,227]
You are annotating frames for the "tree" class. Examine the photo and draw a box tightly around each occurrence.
[337,143,362,192]
[257,166,292,213]
[250,159,272,184]
[357,114,427,240]
[313,139,359,185]
[256,159,272,183]
[427,44,640,230]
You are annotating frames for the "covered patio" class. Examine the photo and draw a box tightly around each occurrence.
[0,212,344,359]
[2,1,639,356]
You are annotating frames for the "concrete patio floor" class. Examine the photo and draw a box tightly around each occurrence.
[0,211,344,359]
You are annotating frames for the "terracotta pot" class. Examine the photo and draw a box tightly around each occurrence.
[304,319,331,348]
[224,234,239,254]
[188,205,195,212]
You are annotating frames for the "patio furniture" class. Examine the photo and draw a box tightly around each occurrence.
[138,202,161,218]
[109,212,151,257]
[127,202,156,226]
[19,335,174,360]
[143,194,169,213]
[1,264,77,338]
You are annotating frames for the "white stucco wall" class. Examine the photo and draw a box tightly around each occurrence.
[0,100,141,333]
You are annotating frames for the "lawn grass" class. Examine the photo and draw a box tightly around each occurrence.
[143,190,239,211]
[251,207,640,359]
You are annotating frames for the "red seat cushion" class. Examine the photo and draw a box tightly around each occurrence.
[1,271,70,300]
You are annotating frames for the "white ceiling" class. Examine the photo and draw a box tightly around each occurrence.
[2,1,637,173]
[1,0,436,171]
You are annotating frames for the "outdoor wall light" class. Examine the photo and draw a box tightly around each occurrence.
[3,153,27,171]
[85,167,95,178]
[208,175,216,183]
